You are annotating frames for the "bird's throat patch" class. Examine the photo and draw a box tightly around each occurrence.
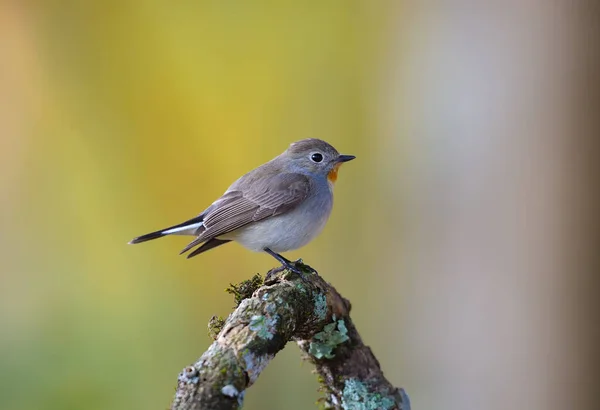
[328,163,342,183]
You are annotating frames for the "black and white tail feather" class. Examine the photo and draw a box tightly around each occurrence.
[128,215,229,258]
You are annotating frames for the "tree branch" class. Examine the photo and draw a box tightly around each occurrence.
[171,262,410,410]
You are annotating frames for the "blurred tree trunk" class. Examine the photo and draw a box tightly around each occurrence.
[380,2,600,410]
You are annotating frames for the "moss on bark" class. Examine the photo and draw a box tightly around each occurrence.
[171,262,409,410]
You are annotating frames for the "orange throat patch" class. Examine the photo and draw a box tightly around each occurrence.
[328,163,342,184]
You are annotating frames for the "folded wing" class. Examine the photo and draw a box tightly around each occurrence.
[181,173,310,257]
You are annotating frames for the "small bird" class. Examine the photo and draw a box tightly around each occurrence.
[128,138,355,276]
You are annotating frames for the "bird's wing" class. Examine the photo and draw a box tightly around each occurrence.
[198,172,311,241]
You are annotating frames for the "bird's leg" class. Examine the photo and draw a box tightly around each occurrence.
[264,248,308,282]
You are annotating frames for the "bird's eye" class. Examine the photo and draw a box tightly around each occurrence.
[310,153,323,163]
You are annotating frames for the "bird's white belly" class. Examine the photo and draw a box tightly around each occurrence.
[220,199,332,253]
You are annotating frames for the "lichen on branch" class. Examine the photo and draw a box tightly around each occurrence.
[171,262,410,410]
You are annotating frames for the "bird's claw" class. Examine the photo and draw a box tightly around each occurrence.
[283,261,309,283]
[293,259,318,276]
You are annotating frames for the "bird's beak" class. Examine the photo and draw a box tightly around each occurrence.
[336,154,356,163]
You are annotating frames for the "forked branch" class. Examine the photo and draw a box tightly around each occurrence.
[171,263,410,410]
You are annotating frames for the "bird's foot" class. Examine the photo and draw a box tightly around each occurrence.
[282,261,309,283]
[293,259,319,276]
[266,262,313,283]
[263,248,314,283]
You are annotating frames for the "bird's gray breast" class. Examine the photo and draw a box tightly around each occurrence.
[225,179,333,253]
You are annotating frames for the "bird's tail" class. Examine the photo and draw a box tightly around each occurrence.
[128,215,204,244]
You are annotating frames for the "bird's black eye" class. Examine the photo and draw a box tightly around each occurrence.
[310,153,323,163]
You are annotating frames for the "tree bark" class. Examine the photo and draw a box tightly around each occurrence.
[171,263,410,410]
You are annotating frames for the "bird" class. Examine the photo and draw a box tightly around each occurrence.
[128,138,355,277]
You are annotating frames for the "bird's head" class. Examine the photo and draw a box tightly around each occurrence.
[284,138,355,183]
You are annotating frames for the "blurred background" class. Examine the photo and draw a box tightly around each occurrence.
[1,1,598,409]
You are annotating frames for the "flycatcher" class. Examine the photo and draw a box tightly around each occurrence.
[129,138,355,276]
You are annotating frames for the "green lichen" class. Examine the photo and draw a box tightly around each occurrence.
[265,301,277,314]
[295,282,307,294]
[207,315,225,340]
[313,292,328,321]
[248,314,279,340]
[341,378,396,410]
[309,318,349,359]
[226,274,263,306]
